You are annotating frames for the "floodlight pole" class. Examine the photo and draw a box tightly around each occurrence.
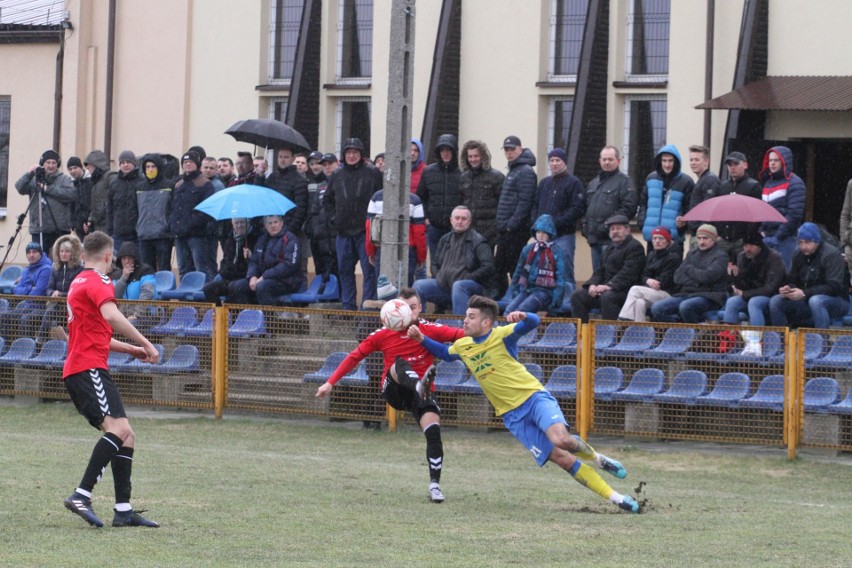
[380,0,416,292]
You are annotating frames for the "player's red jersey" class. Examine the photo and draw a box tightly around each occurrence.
[62,269,116,378]
[327,319,464,388]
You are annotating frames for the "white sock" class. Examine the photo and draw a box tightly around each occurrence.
[114,502,132,512]
[609,491,624,504]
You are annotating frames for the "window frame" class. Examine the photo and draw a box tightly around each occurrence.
[620,94,667,181]
[624,0,670,83]
[335,0,373,84]
[548,0,589,82]
[268,0,305,86]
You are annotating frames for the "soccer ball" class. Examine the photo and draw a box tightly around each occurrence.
[380,299,413,331]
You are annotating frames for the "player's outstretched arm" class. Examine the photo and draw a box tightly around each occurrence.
[101,301,159,362]
[316,382,333,398]
[505,311,527,323]
[408,326,454,361]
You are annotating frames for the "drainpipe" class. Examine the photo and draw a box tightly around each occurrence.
[52,23,66,150]
[104,0,117,160]
[703,0,715,148]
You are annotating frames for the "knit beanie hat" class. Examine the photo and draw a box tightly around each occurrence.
[66,156,83,169]
[650,226,672,243]
[26,241,42,253]
[743,231,764,247]
[41,150,60,165]
[376,274,399,301]
[118,150,137,165]
[696,224,718,239]
[182,151,202,168]
[797,222,821,243]
[547,148,567,163]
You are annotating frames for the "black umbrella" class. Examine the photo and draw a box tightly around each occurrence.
[224,119,311,153]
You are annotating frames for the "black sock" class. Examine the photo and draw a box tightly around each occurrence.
[79,432,123,494]
[424,423,443,483]
[111,446,134,505]
[394,357,420,392]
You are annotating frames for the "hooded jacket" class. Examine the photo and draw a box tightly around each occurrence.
[71,173,93,237]
[110,241,156,303]
[322,158,382,237]
[458,140,504,247]
[84,150,115,232]
[640,144,694,241]
[510,215,567,308]
[416,134,462,232]
[15,169,77,235]
[496,148,537,233]
[531,166,585,237]
[582,167,637,244]
[410,138,426,192]
[13,252,53,296]
[107,165,144,239]
[758,145,805,242]
[136,153,173,241]
[247,228,306,292]
[266,163,309,233]
[47,234,84,296]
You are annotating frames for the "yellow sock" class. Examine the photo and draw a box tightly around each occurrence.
[570,461,614,500]
[571,435,597,462]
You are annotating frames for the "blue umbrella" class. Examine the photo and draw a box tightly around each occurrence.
[194,184,295,220]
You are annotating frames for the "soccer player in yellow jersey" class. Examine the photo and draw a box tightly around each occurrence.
[409,295,640,513]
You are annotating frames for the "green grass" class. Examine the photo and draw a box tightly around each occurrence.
[1,402,850,567]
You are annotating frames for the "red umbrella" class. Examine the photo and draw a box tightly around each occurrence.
[680,194,786,223]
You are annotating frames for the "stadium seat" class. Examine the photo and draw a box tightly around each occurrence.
[545,364,577,398]
[599,325,656,357]
[739,375,785,412]
[695,372,750,407]
[281,274,340,304]
[107,351,134,368]
[525,322,577,354]
[524,363,544,383]
[303,352,349,384]
[651,370,707,405]
[447,376,483,394]
[149,306,198,335]
[593,366,625,401]
[0,298,8,315]
[803,377,841,412]
[769,332,823,367]
[496,287,517,313]
[0,265,23,294]
[515,326,539,350]
[0,337,36,365]
[21,339,67,368]
[154,270,177,299]
[276,279,310,305]
[228,309,266,338]
[434,360,468,390]
[827,386,852,415]
[159,271,207,301]
[149,344,200,373]
[809,335,852,370]
[112,344,165,372]
[183,308,215,337]
[609,368,664,402]
[727,331,782,364]
[336,360,369,386]
[434,318,462,328]
[593,324,616,351]
[643,327,696,359]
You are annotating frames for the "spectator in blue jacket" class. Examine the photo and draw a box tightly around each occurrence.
[639,144,694,254]
[504,214,566,314]
[3,241,53,339]
[230,215,306,305]
[759,145,805,271]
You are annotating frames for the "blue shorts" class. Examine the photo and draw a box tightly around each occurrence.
[502,390,570,467]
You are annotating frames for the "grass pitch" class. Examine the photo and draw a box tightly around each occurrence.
[0,402,849,567]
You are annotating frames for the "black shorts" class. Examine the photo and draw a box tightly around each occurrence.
[64,369,127,429]
[381,370,441,423]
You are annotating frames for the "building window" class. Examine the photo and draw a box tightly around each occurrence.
[0,96,9,213]
[268,97,289,122]
[621,95,667,187]
[549,0,588,80]
[335,97,371,156]
[626,0,670,80]
[548,97,574,151]
[337,0,373,82]
[269,1,305,84]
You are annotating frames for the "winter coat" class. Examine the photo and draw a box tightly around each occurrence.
[496,148,537,233]
[219,226,257,282]
[509,215,567,309]
[84,150,115,232]
[686,169,721,233]
[107,167,145,239]
[13,254,53,296]
[432,228,497,298]
[733,246,786,301]
[169,171,214,238]
[784,242,848,299]
[247,229,306,292]
[71,175,93,237]
[410,138,425,192]
[458,141,504,247]
[305,171,334,241]
[759,145,805,242]
[110,241,156,302]
[47,234,84,296]
[640,245,682,293]
[639,144,694,241]
[15,170,77,235]
[531,169,585,237]
[323,160,382,237]
[416,134,462,232]
[136,153,173,241]
[672,244,729,306]
[715,174,762,241]
[582,169,637,244]
[266,164,309,233]
[583,235,645,293]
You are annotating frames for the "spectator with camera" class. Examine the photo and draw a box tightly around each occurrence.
[14,150,77,255]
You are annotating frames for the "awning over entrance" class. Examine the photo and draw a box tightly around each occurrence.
[697,76,852,111]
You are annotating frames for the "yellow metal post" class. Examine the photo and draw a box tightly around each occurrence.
[213,305,228,419]
[387,404,398,432]
[578,322,592,440]
[784,330,798,459]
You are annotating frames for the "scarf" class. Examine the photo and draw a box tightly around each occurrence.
[520,240,556,289]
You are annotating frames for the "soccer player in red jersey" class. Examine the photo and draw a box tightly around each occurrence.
[62,231,161,528]
[316,288,463,502]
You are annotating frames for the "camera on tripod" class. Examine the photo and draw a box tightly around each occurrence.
[34,166,47,184]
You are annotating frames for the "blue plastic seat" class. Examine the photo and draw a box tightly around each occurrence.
[303,352,348,384]
[229,309,266,337]
[651,370,707,405]
[643,327,696,359]
[803,377,841,412]
[183,308,215,337]
[809,336,852,370]
[727,331,782,364]
[526,322,577,354]
[336,360,369,386]
[496,287,517,312]
[434,360,468,390]
[593,366,625,401]
[545,364,577,398]
[107,351,134,368]
[524,363,544,383]
[21,339,67,368]
[150,306,198,335]
[600,325,656,357]
[770,332,823,366]
[827,386,852,415]
[154,270,177,299]
[739,374,785,411]
[159,271,207,301]
[516,326,539,350]
[149,344,200,373]
[281,275,340,304]
[276,279,311,304]
[610,368,665,402]
[0,337,34,365]
[695,372,750,407]
[0,265,23,294]
[112,344,165,372]
[447,376,483,394]
[593,324,616,351]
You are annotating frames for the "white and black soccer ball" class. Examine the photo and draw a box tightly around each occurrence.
[380,299,413,331]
